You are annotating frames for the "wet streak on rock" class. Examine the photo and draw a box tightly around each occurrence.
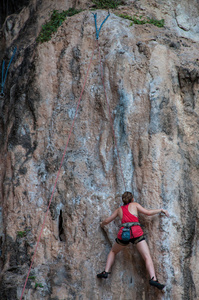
[178,67,199,109]
[59,210,65,242]
[178,158,197,299]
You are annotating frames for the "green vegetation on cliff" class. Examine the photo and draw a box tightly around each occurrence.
[92,0,123,9]
[37,8,82,43]
[118,13,164,27]
[17,230,26,237]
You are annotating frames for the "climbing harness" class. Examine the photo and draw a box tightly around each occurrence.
[1,47,17,98]
[121,222,141,228]
[121,222,141,241]
[20,12,127,299]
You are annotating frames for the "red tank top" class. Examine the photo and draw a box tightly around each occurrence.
[117,204,143,239]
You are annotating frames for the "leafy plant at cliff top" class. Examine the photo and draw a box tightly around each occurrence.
[118,13,164,28]
[37,8,82,43]
[92,0,124,9]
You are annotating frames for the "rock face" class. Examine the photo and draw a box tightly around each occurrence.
[0,0,30,28]
[0,0,199,299]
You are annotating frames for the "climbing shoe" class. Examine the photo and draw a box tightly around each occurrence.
[149,277,165,290]
[97,271,111,279]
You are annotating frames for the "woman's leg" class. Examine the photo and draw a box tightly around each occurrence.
[105,242,126,272]
[136,240,156,280]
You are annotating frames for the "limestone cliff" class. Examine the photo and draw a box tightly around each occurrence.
[0,0,199,299]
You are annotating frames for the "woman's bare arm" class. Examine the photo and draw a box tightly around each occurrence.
[100,208,119,227]
[136,203,169,217]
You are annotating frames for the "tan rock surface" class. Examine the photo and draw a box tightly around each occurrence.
[0,0,199,299]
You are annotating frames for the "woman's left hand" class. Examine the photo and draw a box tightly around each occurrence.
[100,222,105,228]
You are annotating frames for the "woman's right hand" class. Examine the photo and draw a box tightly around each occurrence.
[161,209,169,217]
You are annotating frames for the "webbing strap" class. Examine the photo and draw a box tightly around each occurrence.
[134,235,145,244]
[121,222,140,228]
[93,12,110,40]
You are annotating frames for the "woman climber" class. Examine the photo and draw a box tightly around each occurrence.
[97,191,169,290]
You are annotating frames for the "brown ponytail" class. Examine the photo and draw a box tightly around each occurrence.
[122,191,134,205]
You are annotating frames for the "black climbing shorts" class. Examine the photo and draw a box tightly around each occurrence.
[115,235,145,246]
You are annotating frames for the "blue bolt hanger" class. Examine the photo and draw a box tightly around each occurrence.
[93,11,110,40]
